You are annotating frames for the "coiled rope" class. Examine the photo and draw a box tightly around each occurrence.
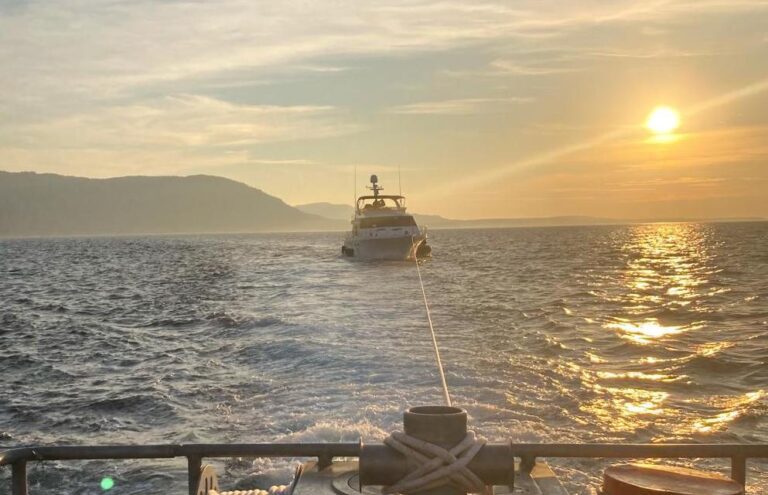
[411,237,452,407]
[382,430,487,494]
[210,487,289,495]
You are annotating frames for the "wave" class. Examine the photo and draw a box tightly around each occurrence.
[82,394,179,424]
[136,312,284,331]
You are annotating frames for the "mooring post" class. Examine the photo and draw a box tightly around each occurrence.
[403,405,469,495]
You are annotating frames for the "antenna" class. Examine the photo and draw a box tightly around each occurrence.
[368,174,382,198]
[353,166,357,207]
[398,164,402,196]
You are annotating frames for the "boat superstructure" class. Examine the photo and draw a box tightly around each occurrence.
[342,174,430,260]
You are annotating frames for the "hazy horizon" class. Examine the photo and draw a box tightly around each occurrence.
[5,169,766,225]
[2,1,768,220]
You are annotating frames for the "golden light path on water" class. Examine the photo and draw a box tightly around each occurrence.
[575,223,765,436]
[605,320,685,345]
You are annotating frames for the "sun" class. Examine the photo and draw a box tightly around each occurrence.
[646,106,680,134]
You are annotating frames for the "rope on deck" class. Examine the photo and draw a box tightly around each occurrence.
[382,430,487,494]
[209,485,289,495]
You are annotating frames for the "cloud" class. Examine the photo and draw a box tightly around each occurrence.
[6,0,760,107]
[420,75,768,201]
[488,59,579,76]
[245,159,318,166]
[1,95,354,149]
[387,97,532,115]
[0,95,361,179]
[686,77,768,116]
[3,1,766,117]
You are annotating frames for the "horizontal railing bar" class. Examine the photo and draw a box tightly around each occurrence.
[0,443,361,466]
[181,443,361,457]
[3,442,768,467]
[510,443,768,458]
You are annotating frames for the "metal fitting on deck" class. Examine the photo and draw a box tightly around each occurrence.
[360,406,514,495]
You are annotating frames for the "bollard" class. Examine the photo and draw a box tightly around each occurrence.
[359,406,513,492]
[403,406,469,495]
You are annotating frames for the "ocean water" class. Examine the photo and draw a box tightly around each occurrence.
[1,222,768,494]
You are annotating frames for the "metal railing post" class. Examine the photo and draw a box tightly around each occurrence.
[11,461,27,495]
[188,455,202,495]
[519,455,536,474]
[731,455,746,487]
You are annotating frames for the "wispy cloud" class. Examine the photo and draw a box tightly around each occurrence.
[387,97,532,115]
[421,76,768,201]
[1,95,355,149]
[246,159,318,166]
[489,59,579,76]
[0,95,362,180]
[8,0,760,108]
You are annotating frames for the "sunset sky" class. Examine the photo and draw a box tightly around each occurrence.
[2,0,768,219]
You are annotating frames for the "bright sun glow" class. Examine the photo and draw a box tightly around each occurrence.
[646,106,680,134]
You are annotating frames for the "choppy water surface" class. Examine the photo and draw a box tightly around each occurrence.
[2,223,768,494]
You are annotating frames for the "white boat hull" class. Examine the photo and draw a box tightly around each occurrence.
[343,235,426,261]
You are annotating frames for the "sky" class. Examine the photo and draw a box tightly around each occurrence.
[2,0,768,219]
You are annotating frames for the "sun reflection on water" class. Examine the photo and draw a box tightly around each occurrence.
[694,341,735,357]
[605,319,685,344]
[600,224,716,343]
[580,382,670,430]
[582,223,754,436]
[690,391,766,433]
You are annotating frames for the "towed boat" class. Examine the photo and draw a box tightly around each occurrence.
[342,174,430,261]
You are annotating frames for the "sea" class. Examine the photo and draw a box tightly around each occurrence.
[1,222,768,494]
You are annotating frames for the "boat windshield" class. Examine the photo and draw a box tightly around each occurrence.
[357,195,405,212]
[359,216,416,228]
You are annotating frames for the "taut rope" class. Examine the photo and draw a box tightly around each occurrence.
[411,237,452,407]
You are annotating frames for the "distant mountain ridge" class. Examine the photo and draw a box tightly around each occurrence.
[295,202,353,221]
[0,171,343,237]
[295,201,628,228]
[296,202,765,228]
[1,172,763,238]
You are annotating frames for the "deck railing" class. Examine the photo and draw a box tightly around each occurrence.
[2,442,767,495]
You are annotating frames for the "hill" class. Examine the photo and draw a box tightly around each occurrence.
[294,202,764,229]
[295,202,353,221]
[294,202,626,228]
[0,172,343,237]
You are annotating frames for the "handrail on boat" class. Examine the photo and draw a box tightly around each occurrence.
[0,443,360,495]
[2,442,768,495]
[0,442,361,465]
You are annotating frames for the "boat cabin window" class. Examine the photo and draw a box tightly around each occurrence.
[359,216,416,228]
[357,195,405,211]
